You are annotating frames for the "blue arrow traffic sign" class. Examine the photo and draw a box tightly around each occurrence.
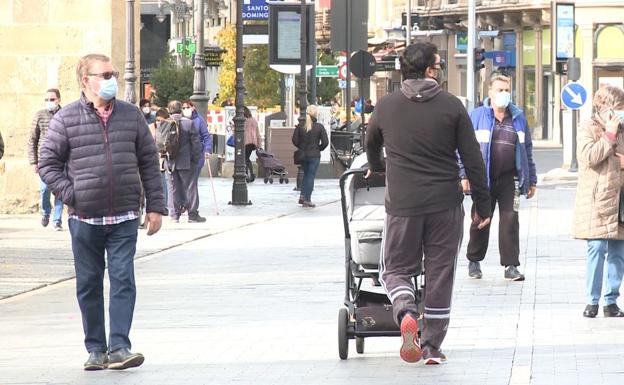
[561,82,588,110]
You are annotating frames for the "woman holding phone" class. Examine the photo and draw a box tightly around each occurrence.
[574,85,624,318]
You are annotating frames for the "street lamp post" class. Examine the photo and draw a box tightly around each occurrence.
[124,0,137,104]
[230,0,250,205]
[190,0,209,123]
[298,0,308,130]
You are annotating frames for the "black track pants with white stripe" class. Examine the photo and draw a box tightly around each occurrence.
[380,205,464,350]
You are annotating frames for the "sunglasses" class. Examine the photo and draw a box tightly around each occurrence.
[45,98,57,102]
[87,71,119,80]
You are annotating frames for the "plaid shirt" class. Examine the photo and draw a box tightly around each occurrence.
[70,211,139,226]
[70,101,139,226]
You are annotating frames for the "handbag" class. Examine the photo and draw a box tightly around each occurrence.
[619,190,624,223]
[226,134,235,147]
[293,149,305,165]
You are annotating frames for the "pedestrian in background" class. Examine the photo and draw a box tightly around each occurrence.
[574,85,624,318]
[0,129,4,159]
[139,98,156,125]
[38,53,165,370]
[28,88,64,231]
[182,100,212,216]
[243,106,261,182]
[292,104,328,208]
[165,100,203,223]
[366,41,491,364]
[460,72,537,282]
[154,107,171,215]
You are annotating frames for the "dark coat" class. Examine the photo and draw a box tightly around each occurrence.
[0,130,3,159]
[292,121,329,158]
[38,94,166,217]
[166,113,202,171]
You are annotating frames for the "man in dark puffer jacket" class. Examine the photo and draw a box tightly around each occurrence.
[39,53,166,371]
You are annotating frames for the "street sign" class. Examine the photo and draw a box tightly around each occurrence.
[243,0,269,20]
[338,80,356,89]
[316,65,338,78]
[338,63,348,80]
[561,82,588,110]
[349,50,376,78]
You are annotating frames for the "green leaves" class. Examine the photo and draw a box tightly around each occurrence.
[150,52,194,107]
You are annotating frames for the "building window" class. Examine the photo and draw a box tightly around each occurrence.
[417,0,426,5]
[447,0,458,4]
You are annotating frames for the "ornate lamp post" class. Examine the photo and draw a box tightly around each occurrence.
[230,0,250,205]
[124,0,137,104]
[298,0,308,130]
[190,0,209,122]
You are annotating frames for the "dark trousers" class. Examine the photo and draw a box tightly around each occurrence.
[168,168,195,219]
[301,156,320,201]
[187,159,203,217]
[466,172,520,266]
[245,144,256,178]
[380,205,464,350]
[68,218,139,353]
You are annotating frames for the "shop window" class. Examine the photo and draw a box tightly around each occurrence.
[596,25,624,60]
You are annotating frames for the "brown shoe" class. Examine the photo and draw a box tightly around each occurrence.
[108,348,144,370]
[302,201,316,208]
[84,351,108,371]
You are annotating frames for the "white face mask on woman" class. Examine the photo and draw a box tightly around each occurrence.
[142,107,151,115]
[182,108,193,119]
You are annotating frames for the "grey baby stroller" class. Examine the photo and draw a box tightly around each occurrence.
[338,154,424,360]
[255,148,289,184]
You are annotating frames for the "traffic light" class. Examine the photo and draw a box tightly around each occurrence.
[475,48,486,71]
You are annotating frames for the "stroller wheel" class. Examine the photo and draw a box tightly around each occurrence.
[279,178,284,184]
[338,308,349,360]
[269,178,274,184]
[355,337,365,354]
[264,177,269,184]
[284,177,289,184]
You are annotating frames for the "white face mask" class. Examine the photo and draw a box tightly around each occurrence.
[493,91,511,108]
[182,109,193,118]
[45,101,58,111]
[142,107,151,115]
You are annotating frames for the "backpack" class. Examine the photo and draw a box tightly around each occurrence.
[155,118,180,159]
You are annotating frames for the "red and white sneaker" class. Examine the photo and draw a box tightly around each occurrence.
[399,313,422,363]
[422,346,447,365]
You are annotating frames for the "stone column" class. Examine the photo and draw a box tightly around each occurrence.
[535,25,543,138]
[515,26,524,108]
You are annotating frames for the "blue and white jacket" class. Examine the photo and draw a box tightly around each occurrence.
[460,98,537,195]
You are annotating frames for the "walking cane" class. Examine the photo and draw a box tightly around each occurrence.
[205,156,220,216]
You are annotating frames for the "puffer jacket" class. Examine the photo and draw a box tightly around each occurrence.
[38,93,166,217]
[573,118,624,240]
[28,107,60,165]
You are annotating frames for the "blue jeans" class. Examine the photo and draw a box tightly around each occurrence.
[301,157,320,201]
[586,239,624,306]
[69,218,139,353]
[40,178,63,224]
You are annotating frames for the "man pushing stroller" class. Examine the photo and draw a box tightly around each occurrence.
[365,42,491,364]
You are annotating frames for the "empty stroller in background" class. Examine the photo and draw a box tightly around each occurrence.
[337,154,424,360]
[255,148,289,184]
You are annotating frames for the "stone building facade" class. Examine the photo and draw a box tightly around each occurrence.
[0,0,140,213]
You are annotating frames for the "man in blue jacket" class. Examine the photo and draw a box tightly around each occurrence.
[460,72,537,281]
